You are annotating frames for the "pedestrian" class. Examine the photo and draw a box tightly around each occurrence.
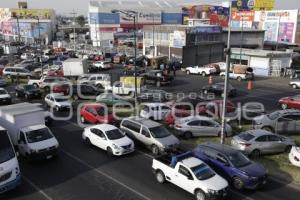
[172,64,176,77]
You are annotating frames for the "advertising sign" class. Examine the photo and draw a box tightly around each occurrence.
[90,13,120,24]
[1,22,13,34]
[10,9,51,19]
[253,0,275,10]
[264,21,278,41]
[0,8,11,21]
[173,31,185,48]
[162,13,182,24]
[120,11,161,24]
[278,22,294,43]
[232,11,255,21]
[232,0,275,11]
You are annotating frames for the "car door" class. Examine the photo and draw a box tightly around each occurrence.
[187,120,203,136]
[200,120,219,136]
[18,131,27,156]
[172,165,195,193]
[90,128,108,150]
[254,135,270,154]
[276,115,296,133]
[267,135,287,153]
[139,127,153,146]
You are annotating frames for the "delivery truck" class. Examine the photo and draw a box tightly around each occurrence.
[0,126,21,194]
[0,103,59,160]
[62,58,88,77]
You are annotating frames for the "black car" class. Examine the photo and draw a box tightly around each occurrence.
[122,68,146,76]
[71,84,103,100]
[15,84,41,99]
[202,82,237,97]
[142,70,174,87]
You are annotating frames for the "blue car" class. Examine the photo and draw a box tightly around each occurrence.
[193,143,267,190]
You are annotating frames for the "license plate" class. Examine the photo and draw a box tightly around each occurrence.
[46,155,53,159]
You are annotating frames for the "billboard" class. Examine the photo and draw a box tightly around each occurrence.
[1,22,13,34]
[90,13,120,24]
[232,0,274,11]
[231,11,255,28]
[0,8,11,21]
[187,26,222,34]
[120,11,161,24]
[10,9,51,19]
[162,13,182,24]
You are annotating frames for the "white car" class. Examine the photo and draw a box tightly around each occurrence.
[44,93,72,111]
[140,103,171,120]
[186,66,216,77]
[92,61,112,70]
[174,116,232,139]
[289,80,300,89]
[289,146,300,167]
[0,88,12,104]
[220,72,253,81]
[82,124,134,156]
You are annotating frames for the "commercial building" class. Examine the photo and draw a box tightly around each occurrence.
[231,48,292,77]
[88,0,183,47]
[0,6,56,45]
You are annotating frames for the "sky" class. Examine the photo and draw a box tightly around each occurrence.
[0,0,299,14]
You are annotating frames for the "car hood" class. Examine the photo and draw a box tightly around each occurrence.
[111,136,133,147]
[155,134,180,146]
[239,162,267,178]
[200,174,228,191]
[27,137,58,151]
[57,101,71,106]
[0,94,11,98]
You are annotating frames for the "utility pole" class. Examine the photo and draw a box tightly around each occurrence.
[239,10,244,64]
[220,1,232,144]
[35,16,43,77]
[71,10,77,52]
[275,14,282,51]
[152,14,155,58]
[133,14,138,106]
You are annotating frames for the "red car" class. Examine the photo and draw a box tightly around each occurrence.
[80,103,115,124]
[47,70,64,77]
[278,95,300,110]
[52,83,70,95]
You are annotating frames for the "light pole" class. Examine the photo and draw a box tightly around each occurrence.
[220,1,233,144]
[111,9,138,106]
[71,10,77,52]
[275,13,282,51]
[11,13,21,51]
[90,17,99,51]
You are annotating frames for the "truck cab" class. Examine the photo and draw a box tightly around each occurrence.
[152,151,228,200]
[0,127,21,194]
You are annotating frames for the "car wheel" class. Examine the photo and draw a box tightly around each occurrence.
[15,92,19,97]
[237,76,242,82]
[156,170,165,184]
[96,84,103,89]
[33,83,39,88]
[285,145,292,153]
[233,177,244,190]
[6,75,11,79]
[186,70,190,75]
[292,84,298,89]
[262,126,273,133]
[107,147,114,157]
[195,189,206,200]
[281,103,288,110]
[201,72,206,77]
[151,144,160,155]
[251,149,261,158]
[85,138,92,146]
[184,132,193,140]
[80,116,86,123]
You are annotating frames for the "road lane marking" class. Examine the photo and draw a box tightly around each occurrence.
[61,149,152,200]
[22,175,53,200]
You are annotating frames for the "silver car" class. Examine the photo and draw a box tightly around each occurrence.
[174,116,232,139]
[253,109,300,134]
[231,129,295,157]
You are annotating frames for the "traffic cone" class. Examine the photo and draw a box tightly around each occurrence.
[209,75,213,85]
[247,80,253,90]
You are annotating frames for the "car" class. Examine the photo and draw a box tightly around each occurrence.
[289,79,300,89]
[0,88,12,105]
[138,89,169,102]
[89,61,112,72]
[82,124,134,156]
[278,95,300,110]
[96,93,129,106]
[193,143,268,190]
[0,77,7,87]
[120,117,180,155]
[186,65,217,76]
[174,116,232,139]
[28,76,70,91]
[231,129,295,157]
[152,152,228,200]
[253,109,300,133]
[122,68,146,76]
[142,70,174,87]
[20,52,35,60]
[80,103,115,124]
[220,72,254,81]
[3,67,32,79]
[44,93,72,111]
[140,103,171,121]
[289,146,300,167]
[202,83,237,97]
[15,84,41,100]
[71,84,103,100]
[78,74,111,89]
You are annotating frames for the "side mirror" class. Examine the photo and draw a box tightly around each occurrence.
[188,175,194,180]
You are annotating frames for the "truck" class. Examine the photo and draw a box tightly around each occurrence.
[0,103,59,160]
[0,126,21,194]
[220,64,254,81]
[106,76,145,95]
[152,151,228,200]
[62,58,88,77]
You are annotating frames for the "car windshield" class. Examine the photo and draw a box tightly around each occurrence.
[95,106,111,115]
[24,85,35,91]
[0,89,7,95]
[0,133,15,164]
[149,125,171,138]
[239,133,255,141]
[228,152,251,168]
[105,129,125,140]
[268,111,281,120]
[191,163,216,180]
[55,97,68,102]
[25,128,53,143]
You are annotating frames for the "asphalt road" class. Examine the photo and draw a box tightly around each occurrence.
[1,67,300,200]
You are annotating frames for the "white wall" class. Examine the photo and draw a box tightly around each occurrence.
[249,56,270,76]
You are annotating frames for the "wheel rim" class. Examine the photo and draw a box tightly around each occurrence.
[233,177,244,190]
[196,191,205,200]
[281,104,287,109]
[156,172,164,183]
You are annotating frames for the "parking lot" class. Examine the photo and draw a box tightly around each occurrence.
[0,65,300,200]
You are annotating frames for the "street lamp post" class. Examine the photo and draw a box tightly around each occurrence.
[71,10,77,52]
[111,9,138,106]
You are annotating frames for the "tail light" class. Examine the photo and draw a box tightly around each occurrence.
[295,156,300,161]
[239,143,251,147]
[175,124,182,128]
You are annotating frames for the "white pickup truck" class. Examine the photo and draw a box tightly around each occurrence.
[152,152,228,200]
[220,72,253,81]
[106,81,144,96]
[186,66,217,77]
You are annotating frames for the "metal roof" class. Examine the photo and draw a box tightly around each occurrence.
[0,103,43,116]
[231,48,292,57]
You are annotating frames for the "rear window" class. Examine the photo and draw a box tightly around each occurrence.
[122,120,141,133]
[239,133,255,141]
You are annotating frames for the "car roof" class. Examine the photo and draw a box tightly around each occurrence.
[124,116,161,128]
[199,143,238,155]
[241,129,273,137]
[143,103,168,107]
[88,124,117,132]
[181,157,203,168]
[49,93,65,97]
[83,103,105,108]
[181,115,214,122]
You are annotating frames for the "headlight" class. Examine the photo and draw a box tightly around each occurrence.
[112,144,120,150]
[207,189,218,194]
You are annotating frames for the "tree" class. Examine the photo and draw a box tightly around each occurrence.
[76,15,86,27]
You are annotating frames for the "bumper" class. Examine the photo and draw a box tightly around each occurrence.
[0,98,11,104]
[0,174,21,194]
[244,175,268,190]
[206,187,228,200]
[29,148,58,160]
[113,148,134,156]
